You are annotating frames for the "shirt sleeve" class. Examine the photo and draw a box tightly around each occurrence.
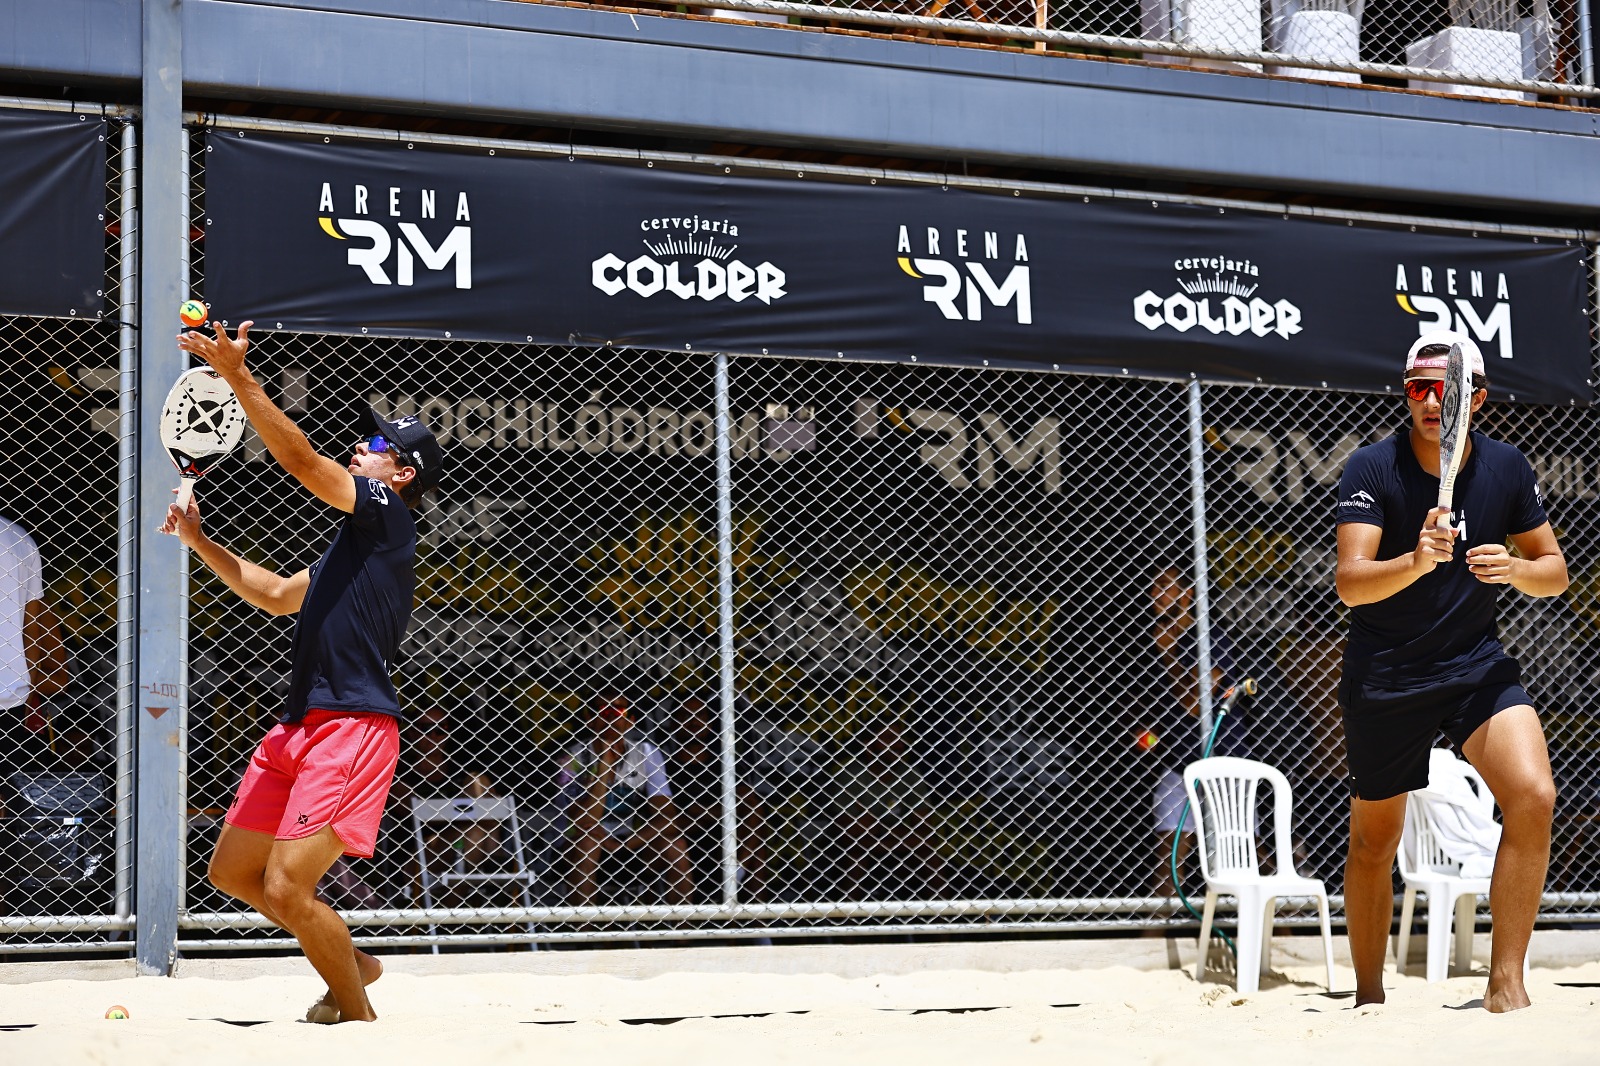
[639,743,672,798]
[1508,449,1550,536]
[349,473,410,544]
[1335,447,1386,528]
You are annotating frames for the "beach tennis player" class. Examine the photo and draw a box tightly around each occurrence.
[1334,329,1566,1012]
[160,320,442,1023]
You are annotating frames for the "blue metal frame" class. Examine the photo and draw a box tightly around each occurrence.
[135,0,188,976]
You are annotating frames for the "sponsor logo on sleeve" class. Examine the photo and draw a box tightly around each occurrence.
[367,477,390,503]
[1342,489,1375,509]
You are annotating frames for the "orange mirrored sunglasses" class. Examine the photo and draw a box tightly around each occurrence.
[1403,379,1446,403]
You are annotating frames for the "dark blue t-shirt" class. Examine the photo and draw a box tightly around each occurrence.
[1335,429,1546,687]
[1153,623,1247,771]
[284,474,417,722]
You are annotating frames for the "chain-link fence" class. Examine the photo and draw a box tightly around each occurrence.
[0,113,136,954]
[164,120,1600,952]
[171,343,1600,950]
[594,0,1596,98]
[4,112,1596,956]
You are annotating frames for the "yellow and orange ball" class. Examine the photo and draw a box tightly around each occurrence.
[178,300,209,329]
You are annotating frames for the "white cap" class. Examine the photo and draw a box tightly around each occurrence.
[1405,329,1486,379]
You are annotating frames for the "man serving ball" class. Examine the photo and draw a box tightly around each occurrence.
[161,314,442,1023]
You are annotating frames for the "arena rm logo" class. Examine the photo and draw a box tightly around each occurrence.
[1133,254,1302,339]
[318,183,473,289]
[592,215,786,304]
[896,225,1032,324]
[1394,264,1513,361]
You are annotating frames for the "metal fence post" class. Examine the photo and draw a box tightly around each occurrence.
[135,0,188,976]
[714,352,740,909]
[1580,0,1596,88]
[1187,378,1215,742]
[115,120,139,930]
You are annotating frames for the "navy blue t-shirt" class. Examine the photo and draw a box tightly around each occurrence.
[284,474,417,722]
[1335,429,1546,687]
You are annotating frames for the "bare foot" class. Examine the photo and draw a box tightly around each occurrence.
[1353,987,1386,1008]
[306,951,384,1023]
[1483,982,1532,1013]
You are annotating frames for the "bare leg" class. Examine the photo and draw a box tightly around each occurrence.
[1461,705,1556,1013]
[737,790,769,903]
[568,800,607,906]
[837,816,875,901]
[210,823,382,1021]
[905,816,949,898]
[633,813,692,905]
[1346,795,1405,1006]
[260,826,377,1022]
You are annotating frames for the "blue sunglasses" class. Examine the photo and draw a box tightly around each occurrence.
[355,434,408,463]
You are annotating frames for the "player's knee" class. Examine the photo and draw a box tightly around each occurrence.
[1504,777,1557,827]
[207,858,249,900]
[1348,820,1402,863]
[261,872,316,922]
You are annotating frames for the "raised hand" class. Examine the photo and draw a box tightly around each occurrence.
[178,319,255,380]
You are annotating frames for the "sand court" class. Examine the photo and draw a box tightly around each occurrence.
[3,932,1598,1064]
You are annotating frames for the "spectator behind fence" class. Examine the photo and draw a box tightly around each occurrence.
[1145,563,1248,901]
[0,512,68,783]
[559,694,691,907]
[827,714,948,900]
[663,692,768,904]
[0,512,69,916]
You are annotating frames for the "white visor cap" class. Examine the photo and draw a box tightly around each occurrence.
[1405,330,1486,380]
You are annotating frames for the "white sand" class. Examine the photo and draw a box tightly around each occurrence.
[4,935,1599,1065]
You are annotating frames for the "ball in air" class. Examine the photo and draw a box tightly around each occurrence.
[178,300,209,329]
[104,1005,130,1020]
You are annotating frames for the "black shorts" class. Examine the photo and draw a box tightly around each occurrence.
[0,703,48,783]
[1338,655,1529,802]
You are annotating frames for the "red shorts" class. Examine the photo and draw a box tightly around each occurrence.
[225,710,400,858]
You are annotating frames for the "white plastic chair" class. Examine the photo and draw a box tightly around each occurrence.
[1183,757,1336,994]
[412,794,539,952]
[1395,752,1494,982]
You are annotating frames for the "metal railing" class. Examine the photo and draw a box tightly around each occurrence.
[550,0,1599,100]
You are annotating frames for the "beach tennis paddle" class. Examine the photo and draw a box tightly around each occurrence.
[161,366,246,512]
[1435,342,1472,533]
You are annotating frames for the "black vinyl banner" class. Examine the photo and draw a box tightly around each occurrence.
[205,132,1592,404]
[0,109,107,319]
